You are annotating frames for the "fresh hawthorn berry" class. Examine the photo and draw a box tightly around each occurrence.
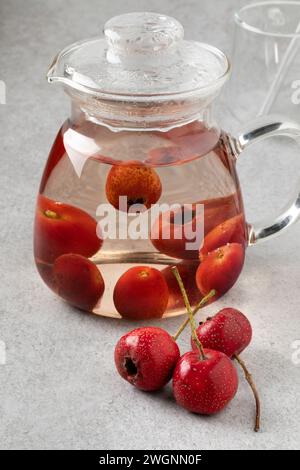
[200,214,246,260]
[191,308,260,431]
[113,266,169,320]
[196,243,245,299]
[192,308,252,358]
[170,266,238,415]
[115,326,180,391]
[105,162,162,212]
[34,194,102,264]
[173,349,238,414]
[53,254,105,311]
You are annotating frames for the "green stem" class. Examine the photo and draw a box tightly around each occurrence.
[172,289,216,341]
[171,266,206,360]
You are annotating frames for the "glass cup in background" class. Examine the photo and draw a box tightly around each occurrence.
[226,1,300,126]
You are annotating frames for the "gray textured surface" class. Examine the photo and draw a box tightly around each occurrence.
[1,0,300,450]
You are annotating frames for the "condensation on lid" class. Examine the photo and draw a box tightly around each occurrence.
[51,12,229,98]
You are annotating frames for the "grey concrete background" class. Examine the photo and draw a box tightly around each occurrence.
[1,0,300,450]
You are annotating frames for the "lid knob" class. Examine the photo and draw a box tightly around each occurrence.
[104,12,184,64]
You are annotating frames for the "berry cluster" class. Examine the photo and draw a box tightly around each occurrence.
[115,267,260,431]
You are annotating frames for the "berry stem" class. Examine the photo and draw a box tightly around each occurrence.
[171,267,206,360]
[234,354,261,432]
[173,289,216,341]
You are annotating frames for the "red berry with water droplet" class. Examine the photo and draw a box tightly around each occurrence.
[114,327,180,391]
[192,308,252,358]
[173,349,238,415]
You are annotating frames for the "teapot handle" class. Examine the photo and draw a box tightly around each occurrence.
[234,117,300,245]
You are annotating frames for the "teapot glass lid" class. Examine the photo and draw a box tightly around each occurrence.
[48,12,230,100]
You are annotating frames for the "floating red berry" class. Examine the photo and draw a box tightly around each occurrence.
[105,162,162,211]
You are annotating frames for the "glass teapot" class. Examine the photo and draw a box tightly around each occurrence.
[34,12,300,319]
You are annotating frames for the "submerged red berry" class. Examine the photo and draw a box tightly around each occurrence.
[113,266,169,320]
[53,254,105,311]
[196,243,245,300]
[106,162,162,211]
